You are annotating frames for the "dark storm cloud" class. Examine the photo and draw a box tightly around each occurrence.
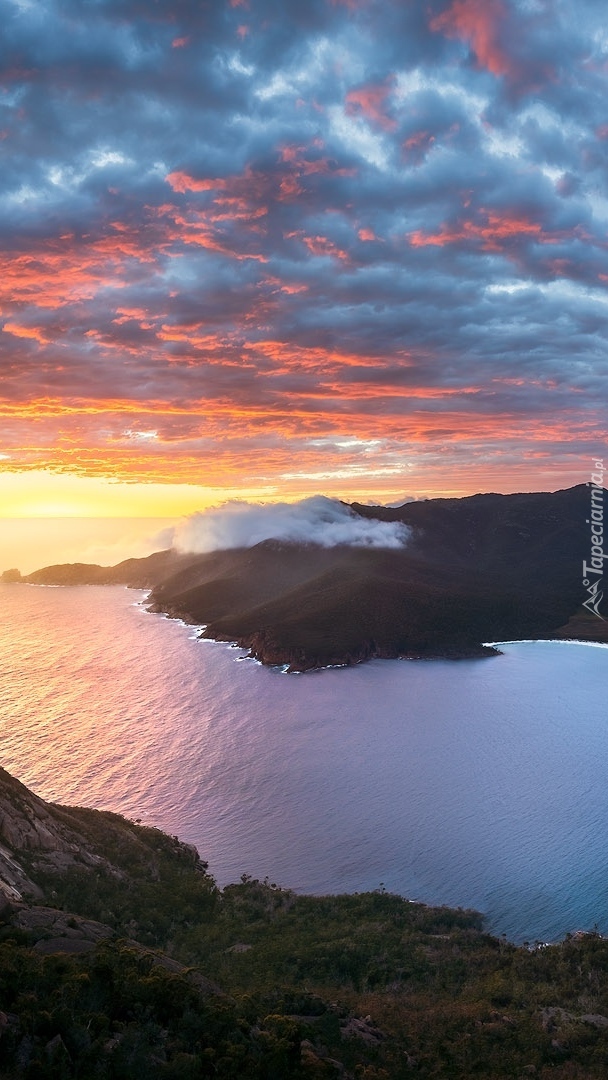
[0,0,606,491]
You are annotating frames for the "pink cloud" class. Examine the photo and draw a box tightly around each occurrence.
[345,77,397,131]
[403,130,436,161]
[166,171,224,194]
[430,0,512,78]
[287,232,350,262]
[3,321,50,344]
[408,209,563,252]
[303,235,349,260]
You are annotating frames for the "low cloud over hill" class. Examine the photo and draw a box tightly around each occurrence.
[170,495,411,553]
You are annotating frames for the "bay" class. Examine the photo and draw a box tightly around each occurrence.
[0,582,606,943]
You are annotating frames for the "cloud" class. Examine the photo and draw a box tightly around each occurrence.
[0,0,606,501]
[171,496,410,552]
[430,0,513,79]
[345,76,397,131]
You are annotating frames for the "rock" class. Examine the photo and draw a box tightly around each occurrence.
[15,1036,34,1070]
[0,840,44,903]
[35,937,98,955]
[12,905,115,953]
[0,767,117,904]
[540,1006,608,1033]
[0,569,21,583]
[340,1016,385,1043]
[580,1013,608,1028]
[539,1007,574,1031]
[45,1034,72,1064]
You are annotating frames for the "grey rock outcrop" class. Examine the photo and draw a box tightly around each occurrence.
[0,768,106,903]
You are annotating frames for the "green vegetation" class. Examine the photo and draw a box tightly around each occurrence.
[4,795,608,1078]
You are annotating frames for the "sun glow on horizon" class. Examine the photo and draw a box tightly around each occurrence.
[0,470,285,519]
[0,463,590,576]
[0,459,586,551]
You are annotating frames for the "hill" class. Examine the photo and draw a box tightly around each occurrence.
[3,766,608,1077]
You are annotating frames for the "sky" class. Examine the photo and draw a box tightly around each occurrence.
[1,0,607,534]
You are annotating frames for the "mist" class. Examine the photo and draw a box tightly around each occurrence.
[171,496,410,553]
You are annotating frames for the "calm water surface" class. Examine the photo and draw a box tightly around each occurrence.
[1,582,607,943]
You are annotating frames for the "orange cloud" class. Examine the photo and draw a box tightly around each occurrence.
[301,234,350,261]
[168,152,355,226]
[3,322,50,345]
[408,209,562,252]
[260,276,309,295]
[112,307,163,326]
[166,171,225,193]
[0,216,179,318]
[279,143,353,177]
[277,146,356,201]
[430,0,511,78]
[0,352,597,507]
[0,394,589,463]
[157,173,272,260]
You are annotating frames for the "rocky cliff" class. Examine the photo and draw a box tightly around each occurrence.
[0,768,106,905]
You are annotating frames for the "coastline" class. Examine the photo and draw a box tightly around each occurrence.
[198,626,502,672]
[150,596,608,672]
[4,578,607,671]
[486,637,608,649]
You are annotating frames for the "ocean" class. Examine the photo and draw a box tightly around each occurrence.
[1,581,606,943]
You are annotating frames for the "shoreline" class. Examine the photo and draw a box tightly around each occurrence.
[5,578,607,671]
[147,596,608,671]
[485,636,608,649]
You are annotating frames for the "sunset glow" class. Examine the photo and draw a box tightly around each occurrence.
[1,0,606,529]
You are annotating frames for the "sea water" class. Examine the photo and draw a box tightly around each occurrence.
[0,582,606,943]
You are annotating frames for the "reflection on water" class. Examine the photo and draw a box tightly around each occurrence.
[1,583,606,943]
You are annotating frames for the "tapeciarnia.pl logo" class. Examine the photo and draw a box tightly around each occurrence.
[582,458,605,619]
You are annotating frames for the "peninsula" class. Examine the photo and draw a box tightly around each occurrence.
[4,485,607,670]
